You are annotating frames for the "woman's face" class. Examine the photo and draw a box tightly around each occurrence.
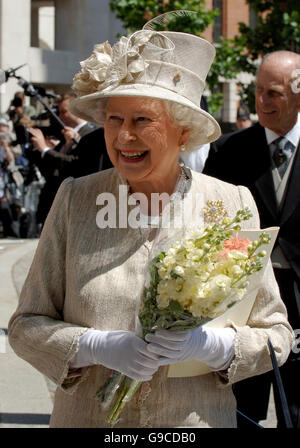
[104,97,188,185]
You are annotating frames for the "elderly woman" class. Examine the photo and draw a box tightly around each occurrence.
[8,20,293,428]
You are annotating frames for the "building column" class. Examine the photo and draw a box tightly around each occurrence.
[31,3,39,48]
[222,81,238,129]
[0,0,31,112]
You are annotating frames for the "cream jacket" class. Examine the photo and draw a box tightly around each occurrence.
[8,168,293,428]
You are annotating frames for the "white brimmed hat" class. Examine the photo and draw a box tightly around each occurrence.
[69,16,221,150]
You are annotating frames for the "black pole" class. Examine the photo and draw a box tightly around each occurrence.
[13,75,79,144]
[34,93,66,130]
[268,338,293,428]
[236,409,264,428]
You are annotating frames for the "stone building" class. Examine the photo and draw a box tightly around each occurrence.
[0,0,123,113]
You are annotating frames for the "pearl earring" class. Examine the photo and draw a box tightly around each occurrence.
[180,144,186,152]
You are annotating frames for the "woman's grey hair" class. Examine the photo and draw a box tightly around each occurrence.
[164,100,203,152]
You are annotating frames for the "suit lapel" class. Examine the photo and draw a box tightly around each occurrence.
[255,169,278,220]
[280,141,300,224]
[253,125,278,220]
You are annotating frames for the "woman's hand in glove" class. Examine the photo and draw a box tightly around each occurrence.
[145,327,236,371]
[70,329,160,381]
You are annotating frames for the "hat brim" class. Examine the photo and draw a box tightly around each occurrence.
[69,84,221,150]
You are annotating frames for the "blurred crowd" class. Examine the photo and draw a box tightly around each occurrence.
[0,90,102,238]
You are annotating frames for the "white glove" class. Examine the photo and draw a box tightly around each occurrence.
[145,327,236,371]
[70,329,160,381]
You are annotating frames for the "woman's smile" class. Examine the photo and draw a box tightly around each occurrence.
[119,149,149,162]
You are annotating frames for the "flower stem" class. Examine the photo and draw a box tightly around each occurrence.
[94,371,125,410]
[106,378,141,425]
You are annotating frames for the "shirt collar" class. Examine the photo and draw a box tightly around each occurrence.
[73,121,87,133]
[265,113,300,147]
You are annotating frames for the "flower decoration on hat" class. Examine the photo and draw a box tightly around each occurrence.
[72,42,113,96]
[72,31,174,97]
[203,200,227,224]
[107,33,151,85]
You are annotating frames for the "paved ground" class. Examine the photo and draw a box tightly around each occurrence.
[0,237,277,428]
[0,238,53,428]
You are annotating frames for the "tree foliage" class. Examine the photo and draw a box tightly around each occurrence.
[239,0,300,59]
[109,0,218,35]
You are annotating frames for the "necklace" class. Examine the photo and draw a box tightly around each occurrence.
[128,164,191,225]
[172,163,190,198]
[128,164,190,197]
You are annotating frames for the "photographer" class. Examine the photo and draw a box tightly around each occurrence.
[8,114,46,238]
[29,93,97,226]
[0,134,20,237]
[7,91,36,130]
[0,117,15,142]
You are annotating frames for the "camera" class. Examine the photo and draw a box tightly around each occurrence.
[31,105,59,121]
[31,106,63,140]
[11,97,23,108]
[14,124,31,146]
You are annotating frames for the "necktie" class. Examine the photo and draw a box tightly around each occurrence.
[272,137,295,178]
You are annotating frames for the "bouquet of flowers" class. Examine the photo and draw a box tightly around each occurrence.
[95,208,272,424]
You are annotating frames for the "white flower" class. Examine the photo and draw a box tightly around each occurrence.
[72,41,112,96]
[83,44,112,82]
[174,265,184,276]
[231,265,243,275]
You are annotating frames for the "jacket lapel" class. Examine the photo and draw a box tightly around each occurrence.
[253,126,278,220]
[254,169,278,221]
[280,141,300,224]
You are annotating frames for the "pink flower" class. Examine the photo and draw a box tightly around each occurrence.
[224,235,251,252]
[218,235,251,259]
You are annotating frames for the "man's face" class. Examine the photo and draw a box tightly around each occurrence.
[255,57,300,135]
[58,99,78,127]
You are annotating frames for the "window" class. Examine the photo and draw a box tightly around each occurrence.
[31,1,55,50]
[249,6,258,29]
[213,0,223,42]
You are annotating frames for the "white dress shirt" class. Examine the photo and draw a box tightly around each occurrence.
[265,113,300,155]
[179,143,210,173]
[264,113,300,269]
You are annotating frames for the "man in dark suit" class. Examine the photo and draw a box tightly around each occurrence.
[204,50,300,428]
[69,127,113,177]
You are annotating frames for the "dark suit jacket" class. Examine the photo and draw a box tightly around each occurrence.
[70,127,113,178]
[40,125,112,179]
[36,125,112,224]
[38,122,98,177]
[204,123,300,423]
[203,122,300,282]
